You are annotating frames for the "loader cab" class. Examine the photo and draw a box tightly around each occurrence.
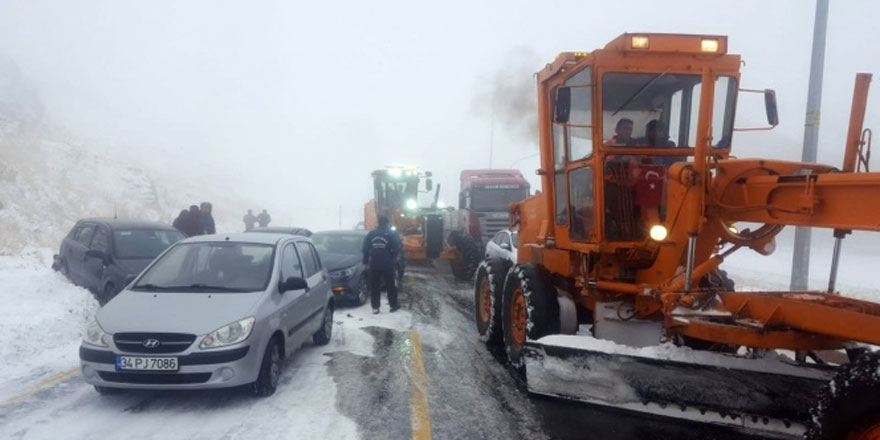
[544,34,741,247]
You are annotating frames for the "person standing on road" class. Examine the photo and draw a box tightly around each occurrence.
[181,205,203,237]
[243,210,257,231]
[172,209,189,233]
[257,209,271,227]
[362,214,401,314]
[200,202,216,235]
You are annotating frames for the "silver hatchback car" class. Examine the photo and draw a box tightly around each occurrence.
[79,233,334,397]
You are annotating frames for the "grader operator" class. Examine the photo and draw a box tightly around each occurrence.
[473,33,880,439]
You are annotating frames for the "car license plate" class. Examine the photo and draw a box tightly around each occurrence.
[116,356,179,371]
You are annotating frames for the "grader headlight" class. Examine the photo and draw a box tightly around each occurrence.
[649,225,668,241]
[631,35,649,49]
[701,38,720,52]
[405,199,418,211]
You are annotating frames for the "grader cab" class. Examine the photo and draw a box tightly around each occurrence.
[365,165,481,280]
[473,33,880,439]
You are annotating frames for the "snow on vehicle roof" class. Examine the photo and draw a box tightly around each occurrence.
[182,232,295,245]
[78,218,177,230]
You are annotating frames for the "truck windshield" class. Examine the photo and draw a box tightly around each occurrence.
[113,229,184,259]
[471,187,529,212]
[132,242,275,292]
[602,73,737,149]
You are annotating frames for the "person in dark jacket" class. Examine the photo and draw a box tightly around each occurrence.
[362,214,402,314]
[243,210,257,231]
[257,209,271,227]
[200,202,216,234]
[172,209,189,233]
[179,205,203,237]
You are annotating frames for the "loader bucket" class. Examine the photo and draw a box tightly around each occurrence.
[524,335,834,438]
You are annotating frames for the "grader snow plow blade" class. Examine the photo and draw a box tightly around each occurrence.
[524,336,833,438]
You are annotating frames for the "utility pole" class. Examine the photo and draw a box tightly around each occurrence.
[489,95,495,169]
[791,0,830,291]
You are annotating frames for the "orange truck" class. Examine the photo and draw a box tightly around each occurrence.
[473,33,880,439]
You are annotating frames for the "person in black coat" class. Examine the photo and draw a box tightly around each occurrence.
[362,214,402,314]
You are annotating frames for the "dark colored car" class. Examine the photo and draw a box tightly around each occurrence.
[247,226,313,237]
[53,218,184,304]
[311,230,369,305]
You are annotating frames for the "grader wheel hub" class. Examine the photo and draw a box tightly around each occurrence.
[478,278,492,324]
[510,287,527,347]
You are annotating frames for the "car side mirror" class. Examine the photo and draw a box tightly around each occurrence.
[500,243,511,251]
[555,87,571,124]
[764,89,779,126]
[279,276,308,293]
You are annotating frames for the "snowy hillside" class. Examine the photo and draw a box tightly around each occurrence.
[0,55,271,252]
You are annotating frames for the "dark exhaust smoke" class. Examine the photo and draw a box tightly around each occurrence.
[471,48,541,146]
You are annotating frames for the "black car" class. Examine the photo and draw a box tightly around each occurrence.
[53,218,184,304]
[311,230,369,305]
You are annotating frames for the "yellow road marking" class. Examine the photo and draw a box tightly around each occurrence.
[2,367,79,405]
[409,330,432,440]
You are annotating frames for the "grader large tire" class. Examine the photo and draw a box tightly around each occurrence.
[474,258,511,347]
[449,232,481,281]
[501,264,560,368]
[805,351,880,440]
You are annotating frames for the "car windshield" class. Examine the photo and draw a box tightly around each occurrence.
[132,242,275,292]
[471,187,529,212]
[113,229,184,259]
[312,234,364,256]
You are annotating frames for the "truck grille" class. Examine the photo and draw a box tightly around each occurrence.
[113,333,196,354]
[98,371,211,384]
[480,216,510,244]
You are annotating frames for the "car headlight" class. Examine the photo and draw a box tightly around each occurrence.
[83,320,111,348]
[200,316,256,349]
[329,267,356,280]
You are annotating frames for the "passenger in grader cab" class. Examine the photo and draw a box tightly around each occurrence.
[608,118,636,146]
[638,119,676,147]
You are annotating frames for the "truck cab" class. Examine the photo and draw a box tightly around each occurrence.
[456,169,530,247]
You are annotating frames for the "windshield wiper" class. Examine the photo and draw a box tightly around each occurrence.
[611,70,669,117]
[174,283,248,292]
[132,283,171,291]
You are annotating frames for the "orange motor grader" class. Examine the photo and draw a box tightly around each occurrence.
[473,33,880,439]
[365,166,482,281]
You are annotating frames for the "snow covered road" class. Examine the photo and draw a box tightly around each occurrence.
[0,250,857,440]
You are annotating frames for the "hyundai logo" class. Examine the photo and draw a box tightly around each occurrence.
[142,338,161,348]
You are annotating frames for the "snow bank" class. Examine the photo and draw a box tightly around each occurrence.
[0,248,98,400]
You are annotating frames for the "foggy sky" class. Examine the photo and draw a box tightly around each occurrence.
[1,0,878,230]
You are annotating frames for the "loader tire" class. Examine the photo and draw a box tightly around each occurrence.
[449,233,481,281]
[805,350,880,440]
[502,264,560,368]
[474,258,511,347]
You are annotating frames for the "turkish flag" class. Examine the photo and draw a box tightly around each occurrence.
[635,165,666,208]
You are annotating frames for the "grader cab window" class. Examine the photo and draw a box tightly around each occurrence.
[602,72,701,148]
